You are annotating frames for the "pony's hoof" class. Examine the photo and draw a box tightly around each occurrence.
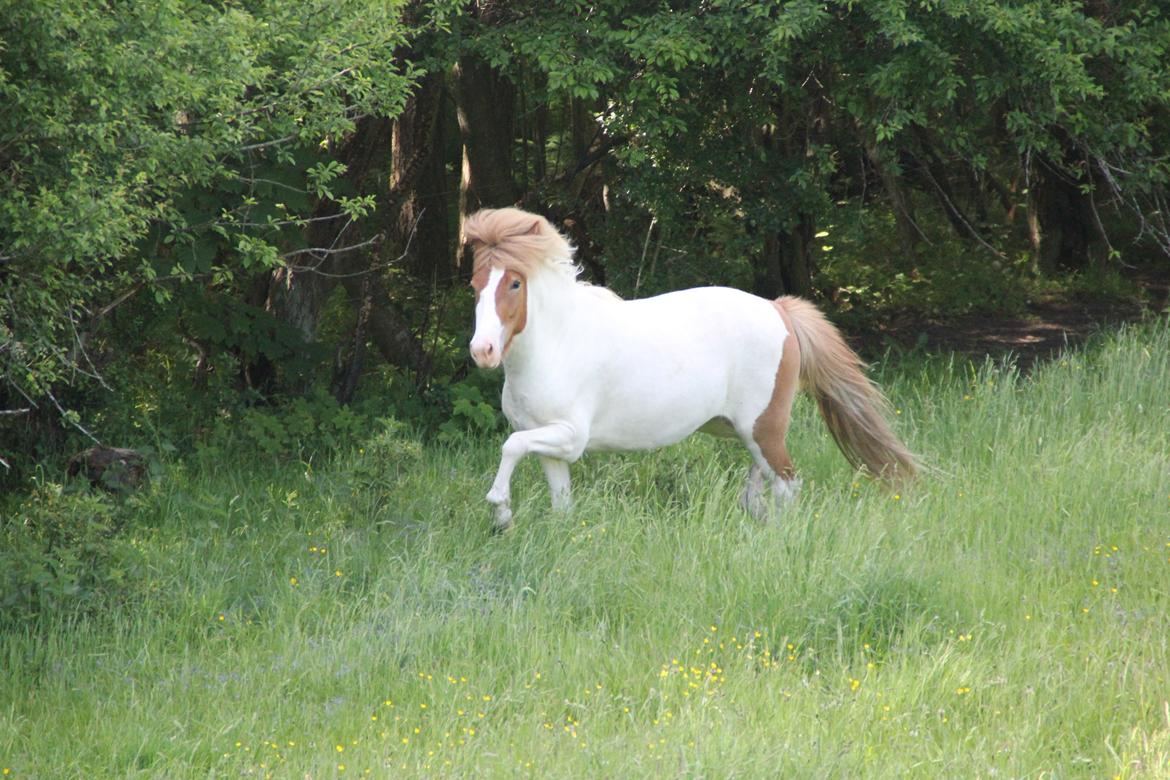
[739,490,768,522]
[492,503,514,533]
[773,477,803,504]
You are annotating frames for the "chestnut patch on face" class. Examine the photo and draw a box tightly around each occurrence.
[495,268,528,353]
[470,265,491,299]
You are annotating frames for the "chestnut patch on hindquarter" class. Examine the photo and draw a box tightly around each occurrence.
[751,303,801,479]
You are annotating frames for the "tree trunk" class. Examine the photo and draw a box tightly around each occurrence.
[865,137,922,265]
[751,102,817,300]
[1028,156,1106,273]
[779,216,815,298]
[549,96,611,285]
[242,272,279,394]
[392,73,448,280]
[753,232,786,299]
[753,220,814,300]
[331,274,373,404]
[329,74,446,387]
[533,82,549,184]
[454,54,519,213]
[338,273,427,381]
[267,106,433,391]
[267,115,393,346]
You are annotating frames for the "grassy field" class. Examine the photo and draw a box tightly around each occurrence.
[3,320,1170,778]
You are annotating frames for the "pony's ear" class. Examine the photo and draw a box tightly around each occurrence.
[527,219,542,236]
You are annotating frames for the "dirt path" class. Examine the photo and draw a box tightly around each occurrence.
[852,268,1169,371]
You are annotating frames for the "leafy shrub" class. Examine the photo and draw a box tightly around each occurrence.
[815,206,1032,326]
[0,480,144,628]
[193,387,373,461]
[347,419,426,493]
[437,381,504,443]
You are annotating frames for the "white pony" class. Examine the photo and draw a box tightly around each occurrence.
[466,208,917,529]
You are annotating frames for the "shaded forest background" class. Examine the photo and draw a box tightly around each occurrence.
[3,0,1169,488]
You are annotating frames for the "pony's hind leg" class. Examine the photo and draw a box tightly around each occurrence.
[739,463,768,518]
[741,314,803,517]
[738,442,802,521]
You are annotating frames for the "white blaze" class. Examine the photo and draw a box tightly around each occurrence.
[470,267,506,366]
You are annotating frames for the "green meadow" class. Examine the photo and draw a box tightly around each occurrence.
[3,321,1169,778]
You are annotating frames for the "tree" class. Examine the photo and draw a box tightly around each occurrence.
[1,0,414,430]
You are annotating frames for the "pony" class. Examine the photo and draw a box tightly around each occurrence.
[465,207,917,530]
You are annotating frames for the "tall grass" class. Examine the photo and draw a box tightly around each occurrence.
[2,321,1169,778]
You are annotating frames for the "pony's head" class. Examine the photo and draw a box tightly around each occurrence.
[464,208,575,368]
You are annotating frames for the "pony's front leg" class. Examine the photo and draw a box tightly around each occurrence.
[486,422,582,530]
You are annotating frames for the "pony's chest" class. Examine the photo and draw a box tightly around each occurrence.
[501,373,587,430]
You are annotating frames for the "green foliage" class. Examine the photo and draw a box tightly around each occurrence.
[191,388,371,462]
[815,207,1032,322]
[347,419,425,485]
[0,480,143,628]
[470,0,1169,301]
[183,290,320,378]
[437,380,505,443]
[107,369,499,467]
[0,0,414,420]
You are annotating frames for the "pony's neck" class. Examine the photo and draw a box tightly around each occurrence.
[503,271,597,372]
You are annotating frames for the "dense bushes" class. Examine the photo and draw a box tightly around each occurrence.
[0,482,144,628]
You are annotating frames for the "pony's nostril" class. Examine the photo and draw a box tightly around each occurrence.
[470,340,498,365]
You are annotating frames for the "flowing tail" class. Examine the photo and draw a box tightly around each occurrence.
[776,296,919,483]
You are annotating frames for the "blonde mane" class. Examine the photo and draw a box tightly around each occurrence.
[464,208,579,280]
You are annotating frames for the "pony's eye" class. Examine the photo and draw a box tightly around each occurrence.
[511,280,522,290]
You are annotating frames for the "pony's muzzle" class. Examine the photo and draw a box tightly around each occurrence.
[470,338,501,369]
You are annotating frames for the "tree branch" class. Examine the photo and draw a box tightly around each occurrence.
[283,209,423,278]
[281,233,384,263]
[46,388,101,445]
